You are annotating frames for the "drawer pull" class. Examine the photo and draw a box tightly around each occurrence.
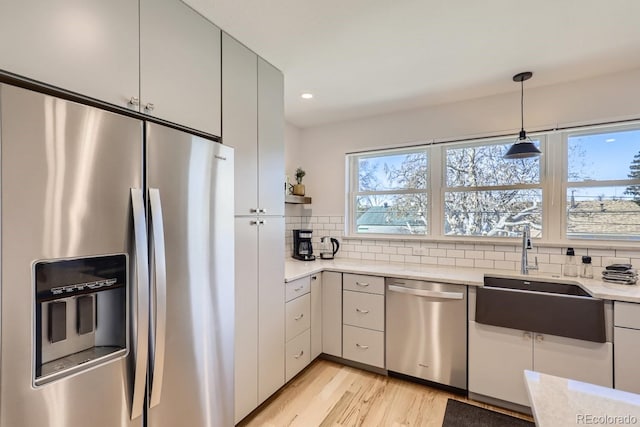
[294,286,304,292]
[355,343,369,350]
[418,363,429,368]
[355,282,369,287]
[294,313,304,321]
[355,308,370,314]
[293,350,304,359]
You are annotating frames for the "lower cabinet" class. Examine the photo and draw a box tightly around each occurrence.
[342,325,385,368]
[469,320,613,407]
[614,301,640,393]
[322,271,343,357]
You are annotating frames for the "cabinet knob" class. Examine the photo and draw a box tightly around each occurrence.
[294,313,304,321]
[293,350,304,359]
[355,343,369,350]
[355,308,370,314]
[144,103,155,113]
[128,96,140,107]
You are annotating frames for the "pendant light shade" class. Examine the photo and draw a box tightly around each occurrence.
[504,71,542,159]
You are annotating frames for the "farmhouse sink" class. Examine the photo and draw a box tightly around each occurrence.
[476,275,606,342]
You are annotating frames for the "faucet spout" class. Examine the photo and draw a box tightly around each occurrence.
[521,225,538,275]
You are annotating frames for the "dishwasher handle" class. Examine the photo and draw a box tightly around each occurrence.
[387,284,464,300]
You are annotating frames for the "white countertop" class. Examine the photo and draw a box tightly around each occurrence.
[284,258,640,303]
[524,370,640,427]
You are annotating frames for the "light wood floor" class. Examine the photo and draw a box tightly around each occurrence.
[239,359,533,426]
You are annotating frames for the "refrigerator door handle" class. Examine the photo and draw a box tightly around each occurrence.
[131,188,150,420]
[148,188,167,408]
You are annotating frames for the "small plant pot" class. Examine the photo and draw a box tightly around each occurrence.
[292,184,305,196]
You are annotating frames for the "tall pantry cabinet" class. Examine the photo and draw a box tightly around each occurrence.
[222,33,285,423]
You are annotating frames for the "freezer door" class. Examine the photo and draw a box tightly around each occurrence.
[0,84,144,427]
[146,122,235,427]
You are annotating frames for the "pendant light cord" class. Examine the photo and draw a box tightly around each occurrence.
[520,78,524,133]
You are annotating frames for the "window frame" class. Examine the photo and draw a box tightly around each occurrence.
[346,146,430,237]
[344,121,640,244]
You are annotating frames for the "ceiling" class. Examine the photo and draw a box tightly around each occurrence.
[183,0,640,128]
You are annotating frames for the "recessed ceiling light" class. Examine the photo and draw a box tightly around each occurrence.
[301,93,313,99]
[605,138,615,143]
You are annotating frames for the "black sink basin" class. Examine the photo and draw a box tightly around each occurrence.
[476,275,606,343]
[484,276,591,297]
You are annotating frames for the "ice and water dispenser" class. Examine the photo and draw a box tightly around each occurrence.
[34,254,128,385]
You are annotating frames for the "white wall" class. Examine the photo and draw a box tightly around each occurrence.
[290,67,640,216]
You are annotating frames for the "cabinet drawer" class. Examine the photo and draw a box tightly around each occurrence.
[285,276,310,302]
[614,301,640,329]
[286,293,311,341]
[342,325,384,368]
[343,273,384,295]
[285,329,311,382]
[343,290,384,331]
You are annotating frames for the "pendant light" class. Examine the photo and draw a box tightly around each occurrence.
[504,71,542,159]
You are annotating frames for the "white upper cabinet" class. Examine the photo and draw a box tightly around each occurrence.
[223,35,285,216]
[257,58,285,216]
[140,0,221,136]
[0,0,139,108]
[222,34,259,215]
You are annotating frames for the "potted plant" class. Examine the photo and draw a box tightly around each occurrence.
[293,167,306,196]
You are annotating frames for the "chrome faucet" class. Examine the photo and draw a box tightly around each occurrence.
[521,225,538,275]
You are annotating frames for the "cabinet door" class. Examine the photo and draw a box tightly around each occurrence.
[322,272,342,357]
[234,218,259,423]
[534,334,613,388]
[257,217,285,403]
[468,321,533,407]
[310,274,323,360]
[614,327,640,393]
[140,0,221,135]
[257,58,285,216]
[222,33,259,216]
[0,0,139,108]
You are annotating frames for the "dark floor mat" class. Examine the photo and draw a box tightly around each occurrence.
[442,399,534,427]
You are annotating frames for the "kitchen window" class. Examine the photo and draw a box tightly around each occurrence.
[444,139,543,237]
[346,121,640,242]
[565,126,640,240]
[348,148,429,235]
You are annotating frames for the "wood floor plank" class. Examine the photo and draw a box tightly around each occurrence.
[239,359,533,427]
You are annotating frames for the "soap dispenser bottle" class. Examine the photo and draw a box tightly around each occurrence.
[563,247,577,277]
[580,256,593,279]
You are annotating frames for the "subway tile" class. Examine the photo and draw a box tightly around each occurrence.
[389,254,405,263]
[375,253,390,262]
[374,240,390,247]
[429,248,447,257]
[455,258,474,267]
[405,255,420,263]
[362,253,376,260]
[465,250,484,260]
[474,259,495,269]
[341,244,355,252]
[389,241,406,247]
[317,216,330,224]
[485,251,505,261]
[420,242,438,249]
[367,245,383,253]
[504,252,521,262]
[615,250,640,258]
[309,216,318,223]
[397,247,413,255]
[330,216,343,223]
[494,260,516,271]
[538,263,562,275]
[437,242,456,250]
[383,246,397,255]
[549,254,566,265]
[420,256,438,265]
[474,244,495,252]
[536,246,562,255]
[447,249,465,258]
[354,245,367,252]
[587,249,615,257]
[494,245,516,252]
[455,243,475,250]
[437,257,456,266]
[348,252,362,260]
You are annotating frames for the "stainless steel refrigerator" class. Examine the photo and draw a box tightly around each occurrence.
[0,83,234,427]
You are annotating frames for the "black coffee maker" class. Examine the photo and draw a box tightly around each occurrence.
[292,229,316,261]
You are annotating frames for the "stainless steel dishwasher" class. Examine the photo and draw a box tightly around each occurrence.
[386,278,467,390]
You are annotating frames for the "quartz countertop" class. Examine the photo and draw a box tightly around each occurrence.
[524,370,640,427]
[284,258,640,303]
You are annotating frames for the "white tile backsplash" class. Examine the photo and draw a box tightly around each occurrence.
[284,215,640,274]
